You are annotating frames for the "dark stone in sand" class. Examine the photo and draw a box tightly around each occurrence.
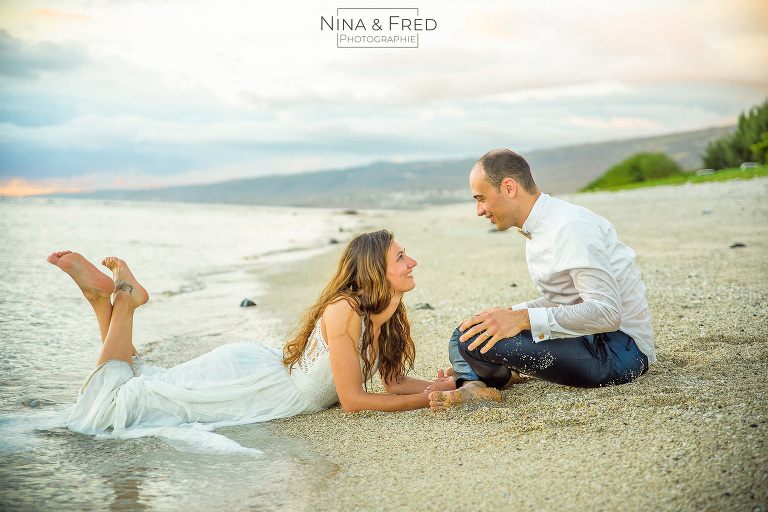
[328,238,340,244]
[414,303,434,310]
[21,399,46,408]
[510,283,517,287]
[729,243,746,249]
[240,299,257,307]
[343,209,358,215]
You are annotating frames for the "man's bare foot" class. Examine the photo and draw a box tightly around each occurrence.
[47,251,114,302]
[503,370,523,389]
[102,257,149,308]
[428,381,501,412]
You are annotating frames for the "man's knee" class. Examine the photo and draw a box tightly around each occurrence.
[450,325,463,343]
[448,326,464,365]
[454,330,482,361]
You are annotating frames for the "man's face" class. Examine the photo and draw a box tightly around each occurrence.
[470,165,515,231]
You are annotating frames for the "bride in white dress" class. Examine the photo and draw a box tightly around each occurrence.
[46,230,455,447]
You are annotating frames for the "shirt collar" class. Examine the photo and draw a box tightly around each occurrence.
[520,193,548,238]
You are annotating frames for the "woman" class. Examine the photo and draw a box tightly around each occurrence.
[47,230,455,443]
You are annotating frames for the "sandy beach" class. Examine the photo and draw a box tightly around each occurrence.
[219,177,768,511]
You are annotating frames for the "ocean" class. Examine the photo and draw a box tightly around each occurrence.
[0,197,361,511]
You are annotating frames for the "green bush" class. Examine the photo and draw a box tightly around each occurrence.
[582,152,682,191]
[702,99,768,169]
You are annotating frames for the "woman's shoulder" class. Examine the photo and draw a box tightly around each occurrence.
[322,297,363,341]
[324,295,360,315]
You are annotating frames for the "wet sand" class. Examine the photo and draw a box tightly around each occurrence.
[237,178,768,511]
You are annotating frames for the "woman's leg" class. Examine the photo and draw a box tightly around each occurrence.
[95,257,148,367]
[47,251,140,356]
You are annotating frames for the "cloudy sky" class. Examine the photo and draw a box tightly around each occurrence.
[1,0,766,196]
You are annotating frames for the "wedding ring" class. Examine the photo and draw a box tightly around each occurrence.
[485,331,491,337]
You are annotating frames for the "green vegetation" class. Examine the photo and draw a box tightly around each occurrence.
[702,99,768,169]
[581,152,682,191]
[583,99,768,194]
[580,165,768,193]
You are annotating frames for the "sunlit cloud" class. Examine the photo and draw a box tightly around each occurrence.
[0,177,84,197]
[33,8,91,21]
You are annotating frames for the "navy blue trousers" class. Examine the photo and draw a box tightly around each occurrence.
[449,326,648,389]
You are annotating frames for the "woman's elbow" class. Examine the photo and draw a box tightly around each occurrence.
[339,395,368,413]
[340,404,369,413]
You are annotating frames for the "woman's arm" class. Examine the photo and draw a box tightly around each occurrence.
[324,301,434,413]
[381,372,455,395]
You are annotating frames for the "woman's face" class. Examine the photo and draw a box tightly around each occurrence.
[385,239,417,294]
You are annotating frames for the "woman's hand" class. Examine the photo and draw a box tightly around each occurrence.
[424,368,456,392]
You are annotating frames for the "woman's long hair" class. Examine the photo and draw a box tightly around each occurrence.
[282,230,415,387]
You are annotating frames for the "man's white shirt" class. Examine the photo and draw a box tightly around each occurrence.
[511,193,656,364]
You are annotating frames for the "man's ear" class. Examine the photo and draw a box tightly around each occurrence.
[502,177,517,198]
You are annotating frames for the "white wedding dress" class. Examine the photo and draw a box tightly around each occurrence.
[66,317,369,454]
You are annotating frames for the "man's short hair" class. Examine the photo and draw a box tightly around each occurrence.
[477,149,538,194]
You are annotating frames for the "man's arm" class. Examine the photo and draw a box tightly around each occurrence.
[532,267,622,339]
[461,220,624,351]
[518,297,559,308]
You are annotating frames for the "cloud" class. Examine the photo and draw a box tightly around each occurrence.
[457,0,768,87]
[0,30,88,79]
[0,0,766,195]
[566,116,662,131]
[33,8,91,21]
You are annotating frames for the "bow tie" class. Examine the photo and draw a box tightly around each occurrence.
[517,228,531,240]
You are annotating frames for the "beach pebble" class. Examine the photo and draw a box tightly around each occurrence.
[414,302,434,310]
[729,243,746,249]
[239,299,257,307]
[20,398,46,408]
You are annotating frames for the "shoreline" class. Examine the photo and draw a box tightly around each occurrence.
[227,177,767,511]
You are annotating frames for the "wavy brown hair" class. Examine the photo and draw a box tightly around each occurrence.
[282,230,415,387]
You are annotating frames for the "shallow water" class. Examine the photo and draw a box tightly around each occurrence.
[0,197,357,510]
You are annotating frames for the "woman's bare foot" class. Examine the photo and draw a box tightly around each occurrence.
[47,251,114,302]
[102,257,149,308]
[428,381,501,412]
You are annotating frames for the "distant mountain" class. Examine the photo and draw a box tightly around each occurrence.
[53,125,733,209]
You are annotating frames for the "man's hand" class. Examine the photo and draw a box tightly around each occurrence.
[459,308,531,353]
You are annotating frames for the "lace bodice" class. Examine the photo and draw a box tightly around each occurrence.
[289,316,372,409]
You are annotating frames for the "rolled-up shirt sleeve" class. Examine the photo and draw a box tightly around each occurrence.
[543,267,622,340]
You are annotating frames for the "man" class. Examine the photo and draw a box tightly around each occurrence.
[429,149,655,410]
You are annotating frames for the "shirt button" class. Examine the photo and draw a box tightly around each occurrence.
[539,334,544,340]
